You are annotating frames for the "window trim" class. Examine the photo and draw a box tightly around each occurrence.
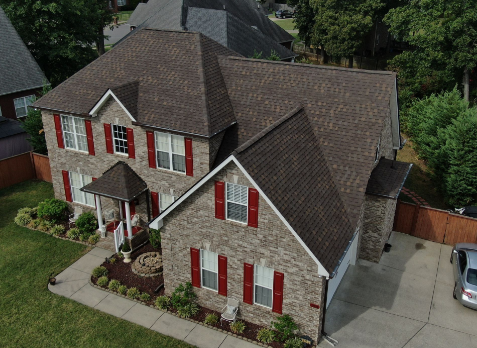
[111,124,129,155]
[13,95,35,118]
[154,131,186,174]
[159,193,177,213]
[200,249,218,292]
[225,182,248,224]
[253,264,273,309]
[61,114,88,153]
[69,171,95,207]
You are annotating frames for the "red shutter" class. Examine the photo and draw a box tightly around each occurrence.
[272,271,284,314]
[85,120,95,156]
[104,123,113,154]
[215,181,225,220]
[127,128,135,159]
[218,255,227,296]
[243,263,254,304]
[248,188,259,228]
[62,170,72,202]
[146,131,156,168]
[191,248,201,288]
[54,114,64,149]
[185,138,193,177]
[151,191,159,217]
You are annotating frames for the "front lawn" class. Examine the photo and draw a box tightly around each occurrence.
[0,180,192,348]
[271,18,296,31]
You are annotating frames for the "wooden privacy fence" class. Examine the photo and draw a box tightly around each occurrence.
[0,152,52,189]
[393,200,477,245]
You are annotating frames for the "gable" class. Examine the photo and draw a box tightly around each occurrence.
[90,89,136,122]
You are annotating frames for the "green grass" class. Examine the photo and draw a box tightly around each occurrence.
[272,18,296,31]
[115,10,134,23]
[0,180,192,348]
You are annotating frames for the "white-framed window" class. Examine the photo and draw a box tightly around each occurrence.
[69,172,95,207]
[201,249,218,291]
[61,115,88,152]
[254,264,273,308]
[117,0,126,6]
[159,193,176,212]
[375,137,381,163]
[226,183,248,223]
[112,124,128,155]
[13,95,35,118]
[155,132,186,173]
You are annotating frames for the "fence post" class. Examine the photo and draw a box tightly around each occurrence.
[410,203,421,236]
[29,152,37,179]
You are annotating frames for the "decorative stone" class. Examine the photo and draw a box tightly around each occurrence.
[132,252,163,277]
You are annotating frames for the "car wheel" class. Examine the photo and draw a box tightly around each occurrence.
[453,283,457,299]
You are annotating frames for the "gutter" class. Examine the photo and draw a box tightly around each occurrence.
[80,187,148,202]
[131,121,237,139]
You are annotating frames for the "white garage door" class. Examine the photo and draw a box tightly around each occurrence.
[326,233,358,308]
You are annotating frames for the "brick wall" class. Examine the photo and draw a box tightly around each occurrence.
[161,162,325,343]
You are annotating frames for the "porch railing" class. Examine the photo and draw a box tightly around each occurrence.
[114,221,124,253]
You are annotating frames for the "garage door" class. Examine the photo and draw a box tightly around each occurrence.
[326,233,358,308]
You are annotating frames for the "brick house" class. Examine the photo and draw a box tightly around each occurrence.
[33,28,411,344]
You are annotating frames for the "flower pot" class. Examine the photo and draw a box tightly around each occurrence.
[49,277,56,285]
[123,250,132,263]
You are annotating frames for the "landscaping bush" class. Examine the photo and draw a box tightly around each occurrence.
[204,313,219,325]
[38,220,53,232]
[177,302,200,319]
[118,285,127,295]
[271,314,298,342]
[75,212,97,235]
[18,207,34,217]
[171,282,197,310]
[284,337,303,348]
[27,219,41,229]
[88,234,100,245]
[257,328,275,343]
[37,199,69,223]
[108,279,120,291]
[149,228,161,249]
[109,257,116,264]
[140,293,151,302]
[50,225,65,236]
[92,266,108,278]
[155,296,171,310]
[66,227,80,239]
[127,287,140,299]
[97,276,109,287]
[230,321,246,334]
[14,213,31,226]
[79,234,88,242]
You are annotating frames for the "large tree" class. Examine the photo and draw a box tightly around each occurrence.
[384,0,477,102]
[287,0,316,47]
[1,0,113,86]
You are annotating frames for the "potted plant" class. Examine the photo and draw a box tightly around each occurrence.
[122,240,132,263]
[49,272,56,285]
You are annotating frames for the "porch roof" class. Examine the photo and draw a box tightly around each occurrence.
[81,161,147,201]
[365,158,412,199]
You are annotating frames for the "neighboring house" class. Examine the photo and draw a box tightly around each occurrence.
[127,0,296,60]
[110,0,131,13]
[0,7,48,120]
[33,29,410,344]
[0,116,32,159]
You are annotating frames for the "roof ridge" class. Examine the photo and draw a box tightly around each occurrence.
[234,104,303,154]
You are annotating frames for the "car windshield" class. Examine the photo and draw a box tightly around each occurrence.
[467,268,477,286]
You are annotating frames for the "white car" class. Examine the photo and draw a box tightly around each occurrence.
[451,243,477,310]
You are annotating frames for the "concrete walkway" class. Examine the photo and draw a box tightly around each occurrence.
[49,247,259,348]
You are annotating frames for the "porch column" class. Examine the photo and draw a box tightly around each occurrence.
[125,201,133,239]
[96,195,106,238]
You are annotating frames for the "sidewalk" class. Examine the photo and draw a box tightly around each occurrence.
[48,247,259,348]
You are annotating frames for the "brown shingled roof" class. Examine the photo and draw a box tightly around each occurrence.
[366,158,412,199]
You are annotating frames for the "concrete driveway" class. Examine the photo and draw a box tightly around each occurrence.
[320,232,477,348]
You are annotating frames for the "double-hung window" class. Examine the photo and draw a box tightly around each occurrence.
[254,265,274,308]
[61,115,88,152]
[14,95,35,118]
[155,132,186,173]
[201,249,218,291]
[159,193,176,212]
[117,0,126,6]
[112,124,128,155]
[226,183,248,223]
[69,172,95,206]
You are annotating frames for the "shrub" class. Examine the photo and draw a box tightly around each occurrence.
[79,234,88,242]
[109,257,116,264]
[88,234,100,245]
[18,207,34,217]
[122,241,131,253]
[171,282,197,310]
[155,296,171,310]
[140,293,151,302]
[75,212,97,235]
[284,337,303,348]
[230,321,246,334]
[50,225,65,236]
[177,302,200,319]
[117,252,124,259]
[118,285,127,295]
[149,228,161,249]
[37,199,69,223]
[28,219,41,229]
[108,279,120,291]
[38,220,53,232]
[92,266,108,278]
[14,213,31,226]
[66,228,80,239]
[127,287,140,299]
[204,313,219,325]
[97,276,109,287]
[257,328,275,343]
[271,314,298,342]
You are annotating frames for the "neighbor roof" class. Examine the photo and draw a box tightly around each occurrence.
[81,161,147,201]
[0,116,27,139]
[0,7,48,96]
[366,158,412,199]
